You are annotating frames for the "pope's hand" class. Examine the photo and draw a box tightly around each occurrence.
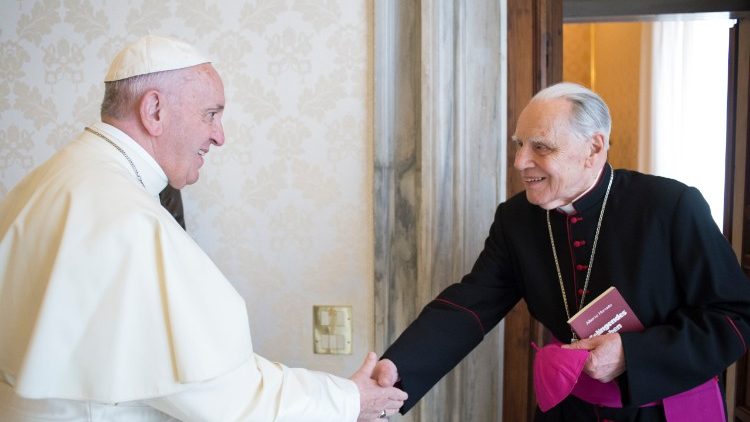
[350,352,408,421]
[562,333,625,383]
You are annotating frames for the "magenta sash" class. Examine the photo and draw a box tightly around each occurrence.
[533,342,725,421]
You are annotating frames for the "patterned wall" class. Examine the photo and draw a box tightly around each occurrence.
[0,0,373,376]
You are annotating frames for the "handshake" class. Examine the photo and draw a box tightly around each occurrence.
[349,352,404,421]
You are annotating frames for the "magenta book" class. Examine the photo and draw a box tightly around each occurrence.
[567,286,644,339]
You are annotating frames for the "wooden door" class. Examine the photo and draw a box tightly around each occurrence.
[503,1,561,420]
[729,16,750,422]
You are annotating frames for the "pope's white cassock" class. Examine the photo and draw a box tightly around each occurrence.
[0,122,360,421]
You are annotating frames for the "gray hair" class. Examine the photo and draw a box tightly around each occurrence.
[100,70,181,120]
[532,82,611,147]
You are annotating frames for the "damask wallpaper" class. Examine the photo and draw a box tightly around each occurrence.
[0,0,373,376]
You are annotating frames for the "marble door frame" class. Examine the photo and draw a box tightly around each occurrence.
[373,1,507,420]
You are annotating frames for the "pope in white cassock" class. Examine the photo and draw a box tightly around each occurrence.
[0,35,406,421]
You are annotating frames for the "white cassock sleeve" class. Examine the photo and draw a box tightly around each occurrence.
[145,356,360,422]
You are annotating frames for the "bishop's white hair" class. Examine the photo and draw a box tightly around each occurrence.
[532,82,612,148]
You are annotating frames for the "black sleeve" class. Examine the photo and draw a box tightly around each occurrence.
[621,187,750,405]
[381,205,523,413]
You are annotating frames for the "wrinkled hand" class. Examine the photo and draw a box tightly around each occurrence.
[562,333,625,383]
[372,358,399,387]
[350,352,408,421]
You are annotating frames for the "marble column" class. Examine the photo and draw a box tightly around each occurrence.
[374,1,507,420]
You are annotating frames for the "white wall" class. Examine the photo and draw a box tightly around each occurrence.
[0,0,373,377]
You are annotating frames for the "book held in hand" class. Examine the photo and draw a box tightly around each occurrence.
[567,286,644,339]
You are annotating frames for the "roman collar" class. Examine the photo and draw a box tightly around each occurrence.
[557,163,612,215]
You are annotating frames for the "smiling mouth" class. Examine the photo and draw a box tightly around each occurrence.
[198,149,207,157]
[524,176,545,183]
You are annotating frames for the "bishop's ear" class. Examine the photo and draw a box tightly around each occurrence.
[584,133,607,167]
[139,89,165,136]
[589,133,606,156]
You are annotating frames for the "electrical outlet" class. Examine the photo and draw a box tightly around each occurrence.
[313,305,352,354]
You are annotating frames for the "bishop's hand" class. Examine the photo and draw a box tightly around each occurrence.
[350,352,408,421]
[372,358,399,388]
[562,333,625,383]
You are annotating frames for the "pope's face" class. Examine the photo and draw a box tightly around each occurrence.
[159,64,225,189]
[512,98,597,210]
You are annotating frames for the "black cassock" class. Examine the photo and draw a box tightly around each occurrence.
[382,164,750,421]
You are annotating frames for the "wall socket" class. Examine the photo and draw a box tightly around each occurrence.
[313,305,352,355]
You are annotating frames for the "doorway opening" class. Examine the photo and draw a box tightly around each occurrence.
[563,18,735,226]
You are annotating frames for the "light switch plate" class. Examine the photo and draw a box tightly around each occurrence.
[313,305,352,355]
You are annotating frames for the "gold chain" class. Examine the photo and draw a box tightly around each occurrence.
[546,166,613,342]
[85,127,145,188]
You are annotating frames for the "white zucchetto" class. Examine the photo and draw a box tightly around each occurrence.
[104,35,210,82]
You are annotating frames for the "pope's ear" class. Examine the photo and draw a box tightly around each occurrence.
[139,90,164,136]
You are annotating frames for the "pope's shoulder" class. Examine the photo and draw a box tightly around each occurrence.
[0,138,167,232]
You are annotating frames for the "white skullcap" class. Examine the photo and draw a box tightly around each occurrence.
[104,35,211,82]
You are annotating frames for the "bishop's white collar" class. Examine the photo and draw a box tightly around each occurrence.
[557,166,605,215]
